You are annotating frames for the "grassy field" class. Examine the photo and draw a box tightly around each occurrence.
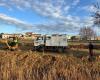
[0,40,100,80]
[68,41,100,45]
[0,50,99,80]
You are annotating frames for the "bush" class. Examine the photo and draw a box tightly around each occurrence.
[8,42,17,47]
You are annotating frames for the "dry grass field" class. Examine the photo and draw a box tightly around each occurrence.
[0,50,99,80]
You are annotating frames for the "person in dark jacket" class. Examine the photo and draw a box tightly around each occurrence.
[88,42,94,57]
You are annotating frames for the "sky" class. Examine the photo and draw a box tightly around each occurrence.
[0,0,100,35]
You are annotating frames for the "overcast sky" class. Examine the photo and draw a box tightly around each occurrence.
[0,0,99,35]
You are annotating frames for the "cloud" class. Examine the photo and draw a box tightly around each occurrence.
[32,23,79,34]
[0,0,76,18]
[72,0,80,6]
[0,1,11,10]
[83,17,94,27]
[0,13,78,33]
[81,1,100,13]
[0,0,95,34]
[0,13,33,30]
[0,13,94,34]
[82,5,97,13]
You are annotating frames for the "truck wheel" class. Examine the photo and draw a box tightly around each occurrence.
[33,46,37,51]
[38,45,44,51]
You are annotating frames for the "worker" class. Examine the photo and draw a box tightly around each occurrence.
[88,42,94,57]
[88,42,94,61]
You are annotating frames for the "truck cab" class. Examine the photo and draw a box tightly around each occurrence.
[34,36,44,46]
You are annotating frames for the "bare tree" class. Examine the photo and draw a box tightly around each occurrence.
[79,27,96,40]
[92,2,100,26]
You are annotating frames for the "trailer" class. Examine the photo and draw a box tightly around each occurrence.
[33,34,68,52]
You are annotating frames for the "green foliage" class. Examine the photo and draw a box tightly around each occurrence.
[71,36,76,40]
[8,42,17,47]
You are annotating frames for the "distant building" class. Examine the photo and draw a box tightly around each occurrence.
[23,32,41,40]
[1,34,11,39]
[1,33,22,39]
[25,32,33,37]
[70,35,81,41]
[32,33,41,38]
[96,36,100,40]
[90,37,97,40]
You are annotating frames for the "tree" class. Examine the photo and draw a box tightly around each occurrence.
[91,2,100,36]
[0,33,4,38]
[79,27,96,40]
[92,2,100,26]
[71,36,76,41]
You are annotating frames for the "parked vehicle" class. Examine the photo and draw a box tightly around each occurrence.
[0,37,19,51]
[33,34,68,52]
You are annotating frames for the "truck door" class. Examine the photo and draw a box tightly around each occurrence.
[34,36,44,46]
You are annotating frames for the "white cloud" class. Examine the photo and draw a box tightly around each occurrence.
[82,2,100,13]
[82,5,97,13]
[72,0,80,6]
[0,13,33,30]
[82,17,94,27]
[0,13,94,34]
[0,1,11,10]
[0,0,95,34]
[64,6,70,13]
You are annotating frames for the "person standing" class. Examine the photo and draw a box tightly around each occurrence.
[88,42,94,57]
[88,42,95,62]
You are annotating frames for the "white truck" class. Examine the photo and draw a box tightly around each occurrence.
[33,34,68,52]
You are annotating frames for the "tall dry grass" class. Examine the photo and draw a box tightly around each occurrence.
[0,50,99,80]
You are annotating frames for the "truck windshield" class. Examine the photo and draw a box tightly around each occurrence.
[36,37,43,40]
[46,36,51,40]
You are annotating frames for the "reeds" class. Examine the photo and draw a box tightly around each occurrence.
[0,50,99,80]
